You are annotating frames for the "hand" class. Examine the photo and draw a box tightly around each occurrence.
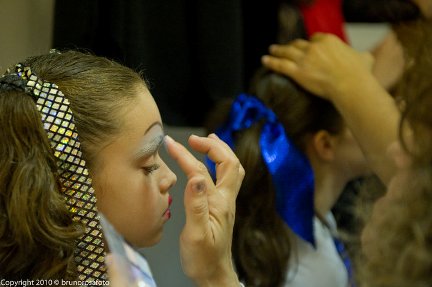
[411,0,432,18]
[370,31,405,91]
[165,133,244,287]
[262,33,374,100]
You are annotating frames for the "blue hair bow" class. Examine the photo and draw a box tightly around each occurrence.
[206,93,316,246]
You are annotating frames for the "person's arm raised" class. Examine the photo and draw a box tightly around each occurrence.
[165,133,244,287]
[262,33,401,185]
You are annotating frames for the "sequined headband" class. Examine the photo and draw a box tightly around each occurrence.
[206,94,316,246]
[1,64,106,280]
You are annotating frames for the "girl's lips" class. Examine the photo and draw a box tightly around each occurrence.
[163,195,173,220]
[164,209,171,220]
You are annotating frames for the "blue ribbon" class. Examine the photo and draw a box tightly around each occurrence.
[206,94,316,246]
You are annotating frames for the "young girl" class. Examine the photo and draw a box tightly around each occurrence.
[0,50,244,285]
[206,69,369,286]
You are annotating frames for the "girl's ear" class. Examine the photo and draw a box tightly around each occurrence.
[311,130,336,162]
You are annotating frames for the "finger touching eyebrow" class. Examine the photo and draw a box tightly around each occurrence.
[135,134,164,159]
[134,122,164,159]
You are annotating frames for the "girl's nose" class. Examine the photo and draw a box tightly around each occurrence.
[159,162,177,193]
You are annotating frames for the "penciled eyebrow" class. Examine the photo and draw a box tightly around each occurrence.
[134,134,164,160]
[134,123,164,160]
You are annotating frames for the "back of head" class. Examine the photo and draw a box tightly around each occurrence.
[207,68,343,286]
[0,51,143,278]
[250,68,343,151]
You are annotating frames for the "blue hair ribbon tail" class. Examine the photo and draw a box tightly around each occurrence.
[206,93,316,246]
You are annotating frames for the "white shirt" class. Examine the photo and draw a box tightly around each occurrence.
[284,214,349,287]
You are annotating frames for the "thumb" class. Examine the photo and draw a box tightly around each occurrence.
[182,177,209,241]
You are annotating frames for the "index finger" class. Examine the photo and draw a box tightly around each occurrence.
[188,134,245,192]
[164,135,213,181]
[261,55,298,78]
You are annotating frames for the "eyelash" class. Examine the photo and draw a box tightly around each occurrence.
[143,164,160,175]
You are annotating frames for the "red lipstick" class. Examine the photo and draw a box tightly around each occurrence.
[164,195,173,220]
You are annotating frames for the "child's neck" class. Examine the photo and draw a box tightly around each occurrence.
[313,169,347,219]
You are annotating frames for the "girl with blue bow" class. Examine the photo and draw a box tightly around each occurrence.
[206,69,370,287]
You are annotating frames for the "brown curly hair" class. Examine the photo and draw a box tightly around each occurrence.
[356,18,432,287]
[0,51,143,278]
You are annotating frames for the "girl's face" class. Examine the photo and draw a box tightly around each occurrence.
[92,85,177,248]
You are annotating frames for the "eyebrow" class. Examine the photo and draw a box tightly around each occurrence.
[134,122,164,159]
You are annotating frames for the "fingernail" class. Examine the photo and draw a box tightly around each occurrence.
[193,182,206,194]
[165,135,175,143]
[261,55,270,64]
[208,133,219,139]
[164,135,175,151]
[269,44,278,52]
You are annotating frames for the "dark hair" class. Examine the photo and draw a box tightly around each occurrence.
[207,69,343,286]
[0,51,143,278]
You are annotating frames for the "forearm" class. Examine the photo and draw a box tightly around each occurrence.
[331,71,400,185]
[370,31,405,91]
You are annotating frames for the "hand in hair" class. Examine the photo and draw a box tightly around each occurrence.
[262,33,401,185]
[262,33,374,99]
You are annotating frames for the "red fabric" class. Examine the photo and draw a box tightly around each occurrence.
[300,0,348,43]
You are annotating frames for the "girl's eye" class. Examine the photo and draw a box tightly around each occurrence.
[143,164,160,175]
